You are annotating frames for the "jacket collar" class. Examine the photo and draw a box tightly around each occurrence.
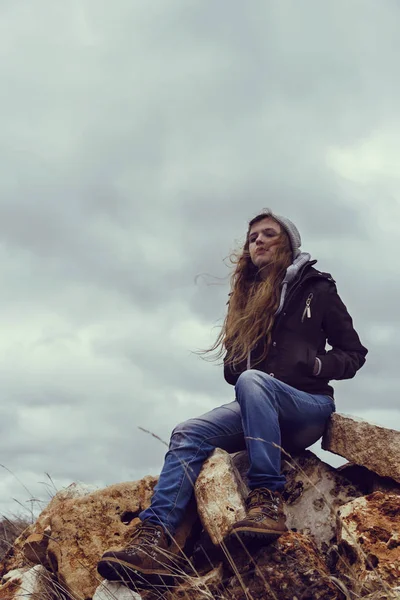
[275,252,313,316]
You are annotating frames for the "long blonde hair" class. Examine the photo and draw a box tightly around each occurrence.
[208,212,293,366]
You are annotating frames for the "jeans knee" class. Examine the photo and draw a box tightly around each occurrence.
[170,418,204,448]
[235,370,277,406]
[236,369,273,392]
[236,369,258,388]
[171,420,189,442]
[171,421,186,437]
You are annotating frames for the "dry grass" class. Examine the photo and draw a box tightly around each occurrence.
[0,515,31,561]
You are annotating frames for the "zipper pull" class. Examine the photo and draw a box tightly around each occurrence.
[301,293,314,322]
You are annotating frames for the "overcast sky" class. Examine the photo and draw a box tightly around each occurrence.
[0,0,399,518]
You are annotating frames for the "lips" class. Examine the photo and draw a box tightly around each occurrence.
[256,248,267,254]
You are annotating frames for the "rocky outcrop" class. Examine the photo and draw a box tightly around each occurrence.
[0,412,399,599]
[323,414,400,482]
[336,492,400,596]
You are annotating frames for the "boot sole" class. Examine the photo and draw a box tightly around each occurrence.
[228,527,286,543]
[97,557,176,589]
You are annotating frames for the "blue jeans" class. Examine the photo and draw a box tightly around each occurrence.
[140,370,335,534]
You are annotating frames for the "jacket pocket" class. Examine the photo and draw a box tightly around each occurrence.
[292,344,316,376]
[305,347,317,375]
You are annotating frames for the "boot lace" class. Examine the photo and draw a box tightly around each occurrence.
[247,488,280,521]
[126,522,163,549]
[124,522,188,574]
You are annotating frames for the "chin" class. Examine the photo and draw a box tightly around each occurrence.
[254,257,271,269]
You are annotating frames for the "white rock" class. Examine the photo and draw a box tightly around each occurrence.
[16,565,48,598]
[281,451,362,552]
[2,568,28,582]
[195,448,247,545]
[57,481,98,499]
[233,449,363,553]
[0,565,51,599]
[93,580,142,599]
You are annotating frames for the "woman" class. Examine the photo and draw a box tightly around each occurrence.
[98,209,368,587]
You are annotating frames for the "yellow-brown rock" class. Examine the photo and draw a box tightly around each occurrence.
[45,478,159,599]
[23,529,51,565]
[2,479,157,599]
[337,491,400,595]
[0,483,96,577]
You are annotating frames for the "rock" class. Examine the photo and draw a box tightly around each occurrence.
[322,414,400,482]
[282,450,363,553]
[44,477,157,599]
[195,449,248,545]
[2,479,157,599]
[232,449,363,553]
[362,590,400,600]
[56,481,98,499]
[2,568,29,582]
[226,531,341,600]
[23,528,51,564]
[189,528,223,575]
[0,482,96,576]
[338,463,400,495]
[168,563,225,599]
[93,580,142,599]
[0,565,52,599]
[337,491,400,595]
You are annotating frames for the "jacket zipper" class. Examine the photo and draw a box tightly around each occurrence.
[249,273,322,369]
[273,271,318,331]
[301,293,314,323]
[247,264,315,370]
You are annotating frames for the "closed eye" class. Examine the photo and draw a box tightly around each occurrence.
[249,229,279,243]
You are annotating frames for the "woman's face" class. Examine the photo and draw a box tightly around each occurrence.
[248,217,282,269]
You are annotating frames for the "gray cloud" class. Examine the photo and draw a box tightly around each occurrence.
[0,0,399,517]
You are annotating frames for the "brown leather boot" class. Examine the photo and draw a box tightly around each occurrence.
[97,520,187,588]
[229,487,287,542]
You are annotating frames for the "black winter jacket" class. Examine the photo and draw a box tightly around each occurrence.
[223,261,368,398]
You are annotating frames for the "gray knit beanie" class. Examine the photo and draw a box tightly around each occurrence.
[255,208,302,258]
